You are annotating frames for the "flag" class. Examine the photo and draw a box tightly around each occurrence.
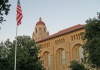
[16,0,23,26]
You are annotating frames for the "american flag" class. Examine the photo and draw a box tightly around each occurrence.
[16,0,23,26]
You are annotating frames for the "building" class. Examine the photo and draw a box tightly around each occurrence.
[32,17,49,42]
[32,18,85,70]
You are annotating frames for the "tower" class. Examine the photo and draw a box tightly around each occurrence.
[32,17,49,42]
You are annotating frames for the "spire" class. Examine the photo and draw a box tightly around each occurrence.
[39,17,42,21]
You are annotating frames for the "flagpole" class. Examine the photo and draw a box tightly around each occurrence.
[14,25,18,70]
[15,0,23,69]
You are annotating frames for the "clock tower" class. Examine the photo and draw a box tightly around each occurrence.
[32,17,49,42]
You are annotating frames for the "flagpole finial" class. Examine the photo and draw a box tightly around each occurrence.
[39,17,42,21]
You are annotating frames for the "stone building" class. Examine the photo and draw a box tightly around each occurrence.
[32,17,49,42]
[32,18,85,70]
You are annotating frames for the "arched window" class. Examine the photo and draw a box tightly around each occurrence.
[71,36,73,41]
[60,39,62,43]
[76,34,78,40]
[62,50,66,64]
[63,38,65,42]
[56,48,66,66]
[78,33,81,40]
[73,35,75,40]
[42,52,51,70]
[44,28,46,32]
[39,28,42,32]
[73,45,84,62]
[35,28,37,33]
[47,43,48,48]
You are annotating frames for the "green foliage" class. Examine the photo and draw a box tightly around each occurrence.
[84,17,100,67]
[0,39,11,58]
[85,18,100,40]
[69,60,87,70]
[0,39,12,70]
[0,0,11,23]
[0,35,45,70]
[0,58,9,70]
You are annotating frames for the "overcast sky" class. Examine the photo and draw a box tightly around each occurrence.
[0,0,100,42]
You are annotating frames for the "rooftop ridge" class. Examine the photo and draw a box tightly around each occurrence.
[36,24,85,42]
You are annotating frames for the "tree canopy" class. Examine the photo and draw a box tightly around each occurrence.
[69,60,87,70]
[83,16,100,68]
[0,0,11,23]
[69,13,100,70]
[0,35,45,70]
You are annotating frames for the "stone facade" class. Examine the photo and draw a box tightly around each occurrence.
[32,17,49,42]
[32,18,85,70]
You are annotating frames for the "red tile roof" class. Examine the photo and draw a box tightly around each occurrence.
[36,17,45,25]
[36,21,45,25]
[37,24,85,43]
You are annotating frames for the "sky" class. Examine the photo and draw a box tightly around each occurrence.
[0,0,100,42]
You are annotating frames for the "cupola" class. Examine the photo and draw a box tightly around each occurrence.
[36,17,45,25]
[32,17,49,42]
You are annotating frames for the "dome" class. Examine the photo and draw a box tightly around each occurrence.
[36,17,45,25]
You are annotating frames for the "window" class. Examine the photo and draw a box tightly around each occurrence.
[39,28,42,31]
[42,52,50,70]
[62,50,66,64]
[79,46,84,62]
[48,54,50,66]
[63,38,65,42]
[73,46,84,62]
[73,35,75,40]
[71,36,73,41]
[35,28,37,33]
[76,34,78,40]
[44,28,45,32]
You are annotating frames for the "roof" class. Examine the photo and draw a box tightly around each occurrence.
[36,17,45,25]
[37,24,85,43]
[36,21,45,25]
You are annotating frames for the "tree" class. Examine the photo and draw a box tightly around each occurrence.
[0,35,45,70]
[69,60,88,70]
[0,0,11,24]
[83,15,100,69]
[0,39,11,70]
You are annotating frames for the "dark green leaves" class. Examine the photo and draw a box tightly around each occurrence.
[85,18,100,40]
[0,35,45,70]
[84,16,100,68]
[69,60,87,70]
[0,0,11,23]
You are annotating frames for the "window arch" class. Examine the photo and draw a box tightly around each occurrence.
[44,28,46,32]
[72,44,84,62]
[56,48,66,65]
[71,36,73,41]
[73,35,75,40]
[39,28,42,31]
[58,39,60,44]
[78,33,81,40]
[56,48,67,70]
[76,34,78,40]
[63,38,65,42]
[35,28,37,33]
[42,51,51,69]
